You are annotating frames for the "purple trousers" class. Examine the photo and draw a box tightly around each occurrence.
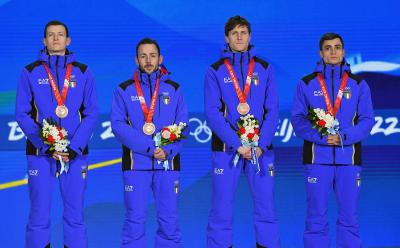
[121,170,181,248]
[304,164,362,248]
[207,152,281,248]
[26,155,88,248]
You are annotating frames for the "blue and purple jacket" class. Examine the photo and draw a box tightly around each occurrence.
[291,60,375,165]
[204,45,279,162]
[111,67,188,171]
[15,49,98,156]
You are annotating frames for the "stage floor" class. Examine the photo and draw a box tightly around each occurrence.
[1,146,399,247]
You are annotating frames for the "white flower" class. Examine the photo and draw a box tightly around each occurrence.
[54,139,69,152]
[253,134,259,142]
[245,125,252,132]
[61,129,68,137]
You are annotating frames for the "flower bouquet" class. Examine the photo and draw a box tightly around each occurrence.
[308,108,343,149]
[308,108,339,135]
[153,122,187,170]
[234,114,260,173]
[40,118,70,175]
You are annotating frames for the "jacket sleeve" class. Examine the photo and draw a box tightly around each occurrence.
[68,68,99,155]
[204,67,241,151]
[15,69,49,154]
[161,88,189,159]
[111,86,155,157]
[341,80,375,145]
[258,65,279,150]
[291,80,328,145]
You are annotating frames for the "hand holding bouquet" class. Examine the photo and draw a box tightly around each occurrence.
[154,122,187,170]
[308,108,343,149]
[40,118,70,175]
[308,108,340,135]
[234,114,260,173]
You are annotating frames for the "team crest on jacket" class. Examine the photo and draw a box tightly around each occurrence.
[343,87,352,99]
[81,166,87,179]
[252,72,259,86]
[162,92,170,105]
[69,75,77,88]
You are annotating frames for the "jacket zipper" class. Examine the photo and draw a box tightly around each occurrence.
[240,52,245,90]
[148,74,155,170]
[331,66,336,165]
[55,56,61,127]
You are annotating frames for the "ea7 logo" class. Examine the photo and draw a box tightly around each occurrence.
[214,168,224,175]
[29,170,39,176]
[307,177,317,183]
[38,78,49,84]
[124,185,134,191]
[313,90,323,96]
[223,77,232,84]
[131,96,140,101]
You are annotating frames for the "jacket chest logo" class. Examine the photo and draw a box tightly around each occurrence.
[131,95,141,101]
[313,90,323,97]
[38,78,49,85]
[223,76,232,84]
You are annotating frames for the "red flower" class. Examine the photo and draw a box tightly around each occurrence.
[57,127,61,131]
[170,133,177,141]
[239,127,246,134]
[247,132,255,140]
[254,128,259,134]
[162,127,170,132]
[59,132,64,140]
[318,120,326,127]
[47,135,55,144]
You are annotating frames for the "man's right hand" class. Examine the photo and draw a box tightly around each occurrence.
[237,146,252,160]
[52,151,70,163]
[154,148,167,161]
[327,135,341,146]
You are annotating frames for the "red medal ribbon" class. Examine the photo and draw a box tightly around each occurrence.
[133,70,161,123]
[42,62,72,107]
[317,72,348,117]
[224,58,255,103]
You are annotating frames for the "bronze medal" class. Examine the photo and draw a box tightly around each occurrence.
[237,102,250,115]
[55,105,68,118]
[143,122,155,135]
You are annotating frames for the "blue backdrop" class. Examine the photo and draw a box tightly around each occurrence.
[0,0,399,247]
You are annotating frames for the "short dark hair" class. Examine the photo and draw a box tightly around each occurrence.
[224,16,251,36]
[136,38,161,57]
[44,20,69,38]
[319,33,344,50]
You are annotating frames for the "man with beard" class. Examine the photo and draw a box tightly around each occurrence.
[111,38,188,248]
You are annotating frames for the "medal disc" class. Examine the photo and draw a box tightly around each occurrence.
[143,122,156,135]
[237,102,250,115]
[56,105,68,118]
